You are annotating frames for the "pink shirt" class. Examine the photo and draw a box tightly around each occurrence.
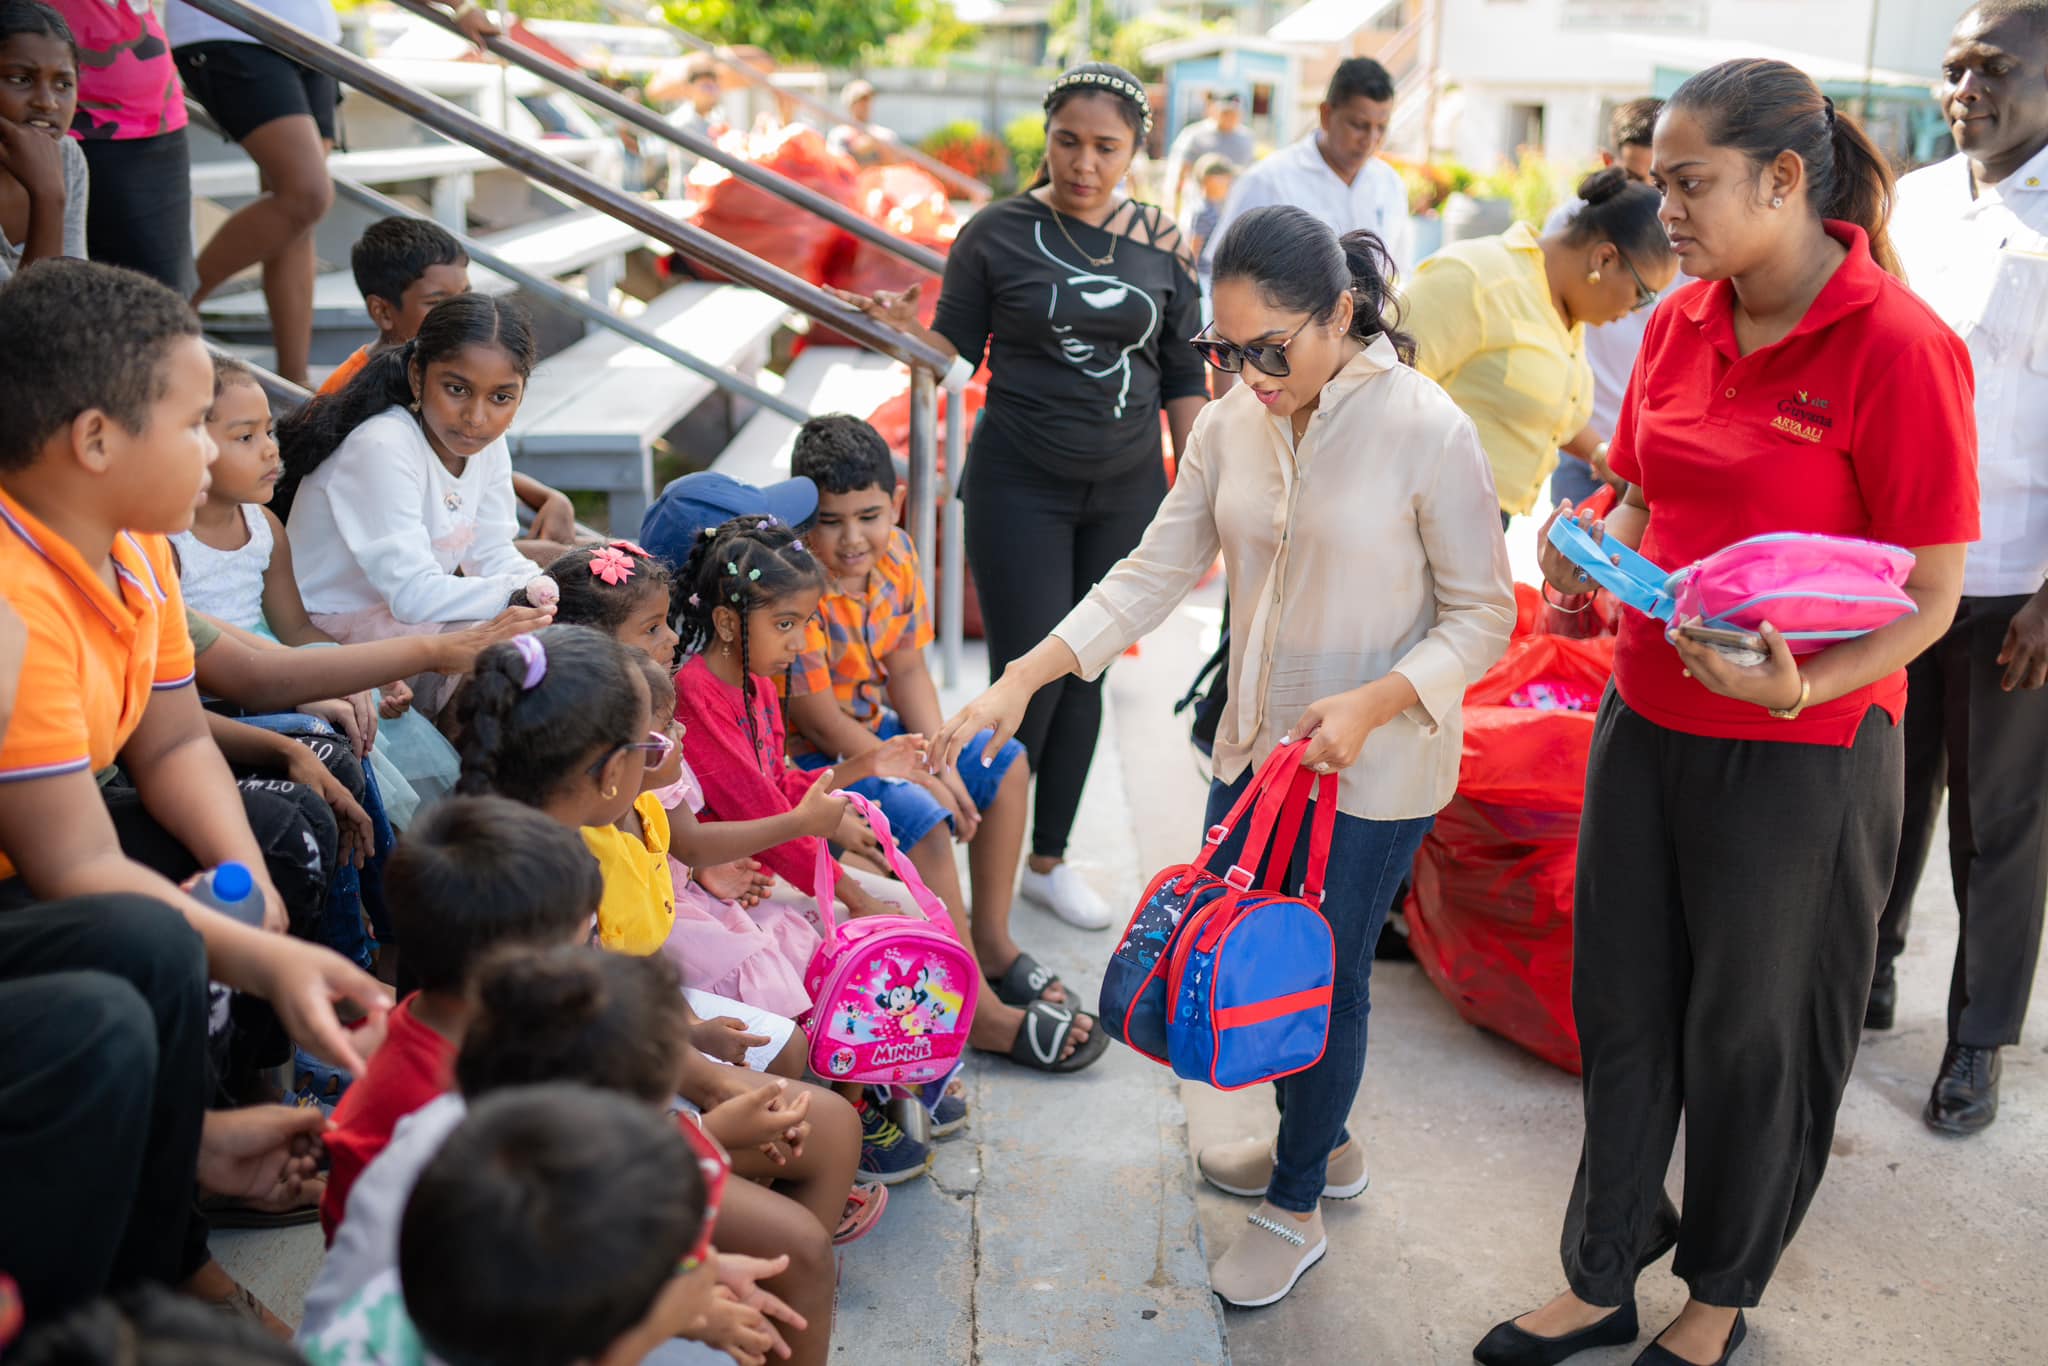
[55,0,188,141]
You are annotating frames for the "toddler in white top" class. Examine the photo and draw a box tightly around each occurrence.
[281,294,544,712]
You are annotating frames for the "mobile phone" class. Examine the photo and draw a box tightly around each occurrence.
[1675,624,1768,666]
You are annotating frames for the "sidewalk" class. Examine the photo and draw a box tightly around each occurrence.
[1102,564,2048,1366]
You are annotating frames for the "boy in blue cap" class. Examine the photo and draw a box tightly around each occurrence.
[639,470,818,568]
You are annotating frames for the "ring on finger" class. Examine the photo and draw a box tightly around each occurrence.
[1314,761,1332,774]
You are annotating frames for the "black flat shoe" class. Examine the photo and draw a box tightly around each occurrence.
[1864,964,1896,1031]
[1632,1309,1746,1365]
[1473,1303,1639,1366]
[1925,1042,2000,1135]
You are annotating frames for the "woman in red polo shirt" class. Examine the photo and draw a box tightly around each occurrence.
[1473,61,1978,1366]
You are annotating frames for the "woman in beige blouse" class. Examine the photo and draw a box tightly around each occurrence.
[930,205,1516,1310]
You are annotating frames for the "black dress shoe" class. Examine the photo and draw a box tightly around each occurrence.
[1864,963,1896,1031]
[1632,1309,1746,1365]
[1925,1042,2001,1135]
[1473,1303,1639,1366]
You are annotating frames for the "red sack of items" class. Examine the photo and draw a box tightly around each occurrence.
[814,165,959,347]
[684,124,860,285]
[1402,630,1617,1072]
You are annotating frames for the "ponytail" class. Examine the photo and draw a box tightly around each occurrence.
[1823,104,1901,277]
[1212,205,1415,365]
[1669,59,1901,278]
[451,624,640,805]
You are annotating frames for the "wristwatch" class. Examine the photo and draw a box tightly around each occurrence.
[1768,674,1812,721]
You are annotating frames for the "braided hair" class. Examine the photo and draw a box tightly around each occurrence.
[452,624,640,805]
[675,516,826,773]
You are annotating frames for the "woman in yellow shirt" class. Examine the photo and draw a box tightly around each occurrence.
[1404,168,1677,522]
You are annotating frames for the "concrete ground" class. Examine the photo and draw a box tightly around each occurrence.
[221,522,2048,1365]
[1109,571,2048,1366]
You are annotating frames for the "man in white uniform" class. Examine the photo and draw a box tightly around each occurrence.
[1875,0,2048,1136]
[1201,59,1413,278]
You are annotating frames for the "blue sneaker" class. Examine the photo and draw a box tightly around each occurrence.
[921,1077,969,1139]
[858,1098,934,1185]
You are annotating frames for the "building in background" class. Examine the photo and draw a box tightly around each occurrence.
[1422,0,1958,170]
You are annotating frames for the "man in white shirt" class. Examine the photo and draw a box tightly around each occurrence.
[1542,97,1666,507]
[1164,90,1257,225]
[1874,0,2048,1137]
[1202,59,1413,279]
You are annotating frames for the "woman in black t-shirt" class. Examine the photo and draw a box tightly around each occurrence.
[832,62,1209,934]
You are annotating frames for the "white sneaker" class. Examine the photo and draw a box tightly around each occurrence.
[1019,863,1114,930]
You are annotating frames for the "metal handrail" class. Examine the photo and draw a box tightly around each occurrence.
[597,0,993,205]
[177,0,949,374]
[184,99,807,424]
[393,0,945,276]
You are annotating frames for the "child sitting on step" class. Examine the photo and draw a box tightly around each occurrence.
[279,293,545,716]
[173,355,467,828]
[784,415,1106,1073]
[322,215,582,564]
[517,542,826,1015]
[302,946,853,1366]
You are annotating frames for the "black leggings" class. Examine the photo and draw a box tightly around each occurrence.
[964,451,1166,860]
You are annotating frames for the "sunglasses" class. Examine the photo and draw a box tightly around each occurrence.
[1614,246,1657,312]
[587,730,675,780]
[1190,314,1314,377]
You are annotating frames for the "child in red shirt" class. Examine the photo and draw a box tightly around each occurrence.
[320,795,600,1238]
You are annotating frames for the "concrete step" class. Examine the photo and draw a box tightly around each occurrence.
[713,346,911,488]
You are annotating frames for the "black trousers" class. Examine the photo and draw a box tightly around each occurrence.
[1877,594,2048,1047]
[1564,693,1902,1309]
[964,450,1166,860]
[0,895,209,1324]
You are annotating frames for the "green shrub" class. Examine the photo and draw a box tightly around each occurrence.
[1003,112,1046,189]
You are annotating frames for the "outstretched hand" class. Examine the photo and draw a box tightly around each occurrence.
[928,675,1033,776]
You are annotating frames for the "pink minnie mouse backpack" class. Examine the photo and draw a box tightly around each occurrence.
[799,791,980,1086]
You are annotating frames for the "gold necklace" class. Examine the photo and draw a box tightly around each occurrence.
[1048,200,1117,268]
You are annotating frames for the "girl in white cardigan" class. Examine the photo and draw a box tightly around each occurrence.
[280,294,546,714]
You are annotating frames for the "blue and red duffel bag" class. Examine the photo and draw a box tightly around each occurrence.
[1100,742,1338,1087]
[1164,752,1338,1089]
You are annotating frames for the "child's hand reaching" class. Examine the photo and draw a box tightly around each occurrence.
[692,1014,771,1066]
[285,745,375,869]
[704,1078,812,1156]
[695,857,774,907]
[834,805,882,863]
[870,731,928,781]
[837,878,901,920]
[377,678,414,719]
[716,1254,806,1359]
[443,604,556,672]
[791,772,846,838]
[694,1286,777,1366]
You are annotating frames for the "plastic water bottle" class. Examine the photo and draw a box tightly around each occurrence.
[191,861,261,926]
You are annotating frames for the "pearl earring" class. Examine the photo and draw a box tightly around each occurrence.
[1586,270,1602,285]
[1771,196,1784,208]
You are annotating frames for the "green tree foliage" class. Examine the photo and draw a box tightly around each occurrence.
[1108,10,1210,83]
[663,0,929,68]
[1003,110,1046,188]
[1046,0,1119,68]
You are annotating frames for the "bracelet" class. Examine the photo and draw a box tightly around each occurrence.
[1768,674,1812,720]
[1541,580,1595,614]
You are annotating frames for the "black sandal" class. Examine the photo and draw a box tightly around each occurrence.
[987,952,1067,1008]
[1005,999,1109,1073]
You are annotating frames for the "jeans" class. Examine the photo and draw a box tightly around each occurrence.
[1203,767,1433,1213]
[793,712,1025,852]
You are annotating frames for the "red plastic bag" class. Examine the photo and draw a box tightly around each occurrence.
[815,165,959,347]
[686,125,859,284]
[1403,631,1617,1072]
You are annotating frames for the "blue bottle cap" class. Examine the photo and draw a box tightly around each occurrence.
[211,861,255,903]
